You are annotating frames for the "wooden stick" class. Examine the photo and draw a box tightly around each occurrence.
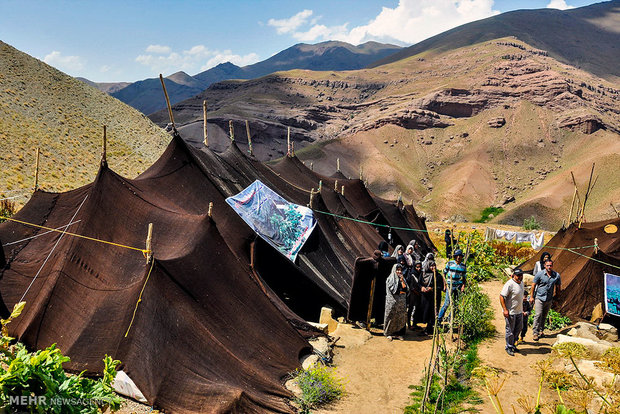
[245,120,253,155]
[309,189,315,207]
[159,74,176,129]
[337,158,340,172]
[594,238,599,254]
[334,180,338,191]
[366,276,376,330]
[567,186,577,224]
[310,162,314,171]
[229,120,235,141]
[101,125,107,165]
[570,172,583,220]
[146,223,153,264]
[611,202,620,218]
[287,127,291,157]
[291,142,295,157]
[203,101,208,147]
[208,202,213,218]
[359,165,363,180]
[580,163,595,227]
[318,180,322,192]
[341,185,345,196]
[34,147,40,191]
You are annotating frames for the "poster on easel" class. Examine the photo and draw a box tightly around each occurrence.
[604,273,620,316]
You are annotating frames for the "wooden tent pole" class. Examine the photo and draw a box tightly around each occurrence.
[334,180,338,192]
[229,120,235,141]
[208,202,213,218]
[33,147,40,192]
[580,163,595,227]
[146,223,153,264]
[318,180,322,193]
[570,172,582,222]
[287,127,291,157]
[203,101,208,147]
[101,125,107,165]
[594,238,599,254]
[159,74,176,129]
[341,185,345,196]
[245,120,253,155]
[611,202,620,218]
[309,189,315,207]
[359,165,363,180]
[567,186,577,224]
[310,162,314,171]
[366,276,376,331]
[337,158,340,172]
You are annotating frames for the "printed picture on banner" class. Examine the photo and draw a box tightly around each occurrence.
[604,273,620,316]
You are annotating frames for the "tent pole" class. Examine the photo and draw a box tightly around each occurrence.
[229,120,235,141]
[33,147,40,192]
[594,238,599,254]
[146,223,153,264]
[365,276,376,331]
[570,172,582,223]
[318,180,322,193]
[359,165,363,180]
[203,101,208,147]
[611,203,620,218]
[310,162,314,171]
[245,120,253,155]
[287,127,291,157]
[337,158,340,172]
[334,180,338,192]
[567,186,577,224]
[309,189,315,207]
[208,202,213,218]
[101,125,107,166]
[579,163,595,228]
[341,185,345,196]
[159,74,176,131]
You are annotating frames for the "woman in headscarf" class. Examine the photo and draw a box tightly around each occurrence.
[391,245,405,258]
[422,252,435,271]
[417,259,444,336]
[408,239,424,262]
[384,263,409,341]
[407,260,423,329]
[533,251,551,275]
[404,245,415,267]
[445,229,456,258]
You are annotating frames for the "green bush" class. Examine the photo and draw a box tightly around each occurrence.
[527,308,571,330]
[456,285,495,342]
[294,364,345,412]
[0,199,16,223]
[473,207,504,223]
[0,302,122,413]
[523,216,541,230]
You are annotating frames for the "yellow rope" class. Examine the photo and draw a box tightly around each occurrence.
[125,258,155,337]
[1,215,149,255]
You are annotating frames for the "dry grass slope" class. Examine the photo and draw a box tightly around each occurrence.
[0,41,170,203]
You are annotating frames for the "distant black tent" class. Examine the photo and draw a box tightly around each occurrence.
[519,218,620,320]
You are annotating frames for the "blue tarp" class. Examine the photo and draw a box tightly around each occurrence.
[226,180,317,262]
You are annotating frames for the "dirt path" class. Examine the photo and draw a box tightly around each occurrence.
[317,280,561,414]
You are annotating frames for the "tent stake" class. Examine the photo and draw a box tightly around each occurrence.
[33,147,40,192]
[101,125,107,166]
[245,120,253,155]
[203,101,208,147]
[146,223,153,264]
[229,120,235,141]
[159,74,176,131]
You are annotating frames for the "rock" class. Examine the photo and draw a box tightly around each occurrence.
[488,117,506,128]
[284,378,302,396]
[301,354,320,370]
[424,140,433,145]
[488,213,495,218]
[309,336,330,357]
[568,322,619,342]
[599,323,619,341]
[307,322,329,334]
[554,158,559,162]
[384,140,388,144]
[557,114,605,134]
[569,360,614,387]
[319,307,339,334]
[554,334,612,358]
[502,195,515,204]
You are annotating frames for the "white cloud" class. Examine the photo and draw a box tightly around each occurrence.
[136,44,260,74]
[270,1,500,45]
[268,9,313,34]
[43,51,84,72]
[100,65,111,73]
[546,0,574,10]
[145,44,172,54]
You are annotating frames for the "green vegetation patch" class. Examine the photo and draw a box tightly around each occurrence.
[474,207,504,223]
[294,364,345,413]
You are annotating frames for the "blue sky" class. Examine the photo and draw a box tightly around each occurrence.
[0,0,602,82]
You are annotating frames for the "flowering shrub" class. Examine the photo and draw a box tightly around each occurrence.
[294,364,345,412]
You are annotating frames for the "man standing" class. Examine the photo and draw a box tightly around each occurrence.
[530,259,561,341]
[500,269,525,356]
[438,249,466,322]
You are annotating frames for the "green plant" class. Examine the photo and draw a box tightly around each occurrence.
[474,207,504,223]
[527,309,571,331]
[294,364,345,412]
[523,216,541,230]
[456,284,495,342]
[0,199,15,222]
[0,302,122,413]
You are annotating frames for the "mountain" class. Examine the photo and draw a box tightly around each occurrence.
[110,74,208,115]
[370,0,620,82]
[76,77,130,94]
[0,41,170,199]
[150,31,619,228]
[108,41,402,115]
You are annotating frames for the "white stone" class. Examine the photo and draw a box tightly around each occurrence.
[307,322,329,334]
[554,334,613,358]
[319,307,339,333]
[301,354,320,370]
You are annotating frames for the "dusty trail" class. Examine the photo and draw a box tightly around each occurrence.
[317,280,561,414]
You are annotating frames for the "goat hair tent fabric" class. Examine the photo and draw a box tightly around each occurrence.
[226,180,316,262]
[0,150,311,413]
[518,218,620,321]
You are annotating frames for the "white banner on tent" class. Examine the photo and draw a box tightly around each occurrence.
[604,272,620,316]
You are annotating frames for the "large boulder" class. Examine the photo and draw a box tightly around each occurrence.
[567,322,619,343]
[554,334,613,358]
